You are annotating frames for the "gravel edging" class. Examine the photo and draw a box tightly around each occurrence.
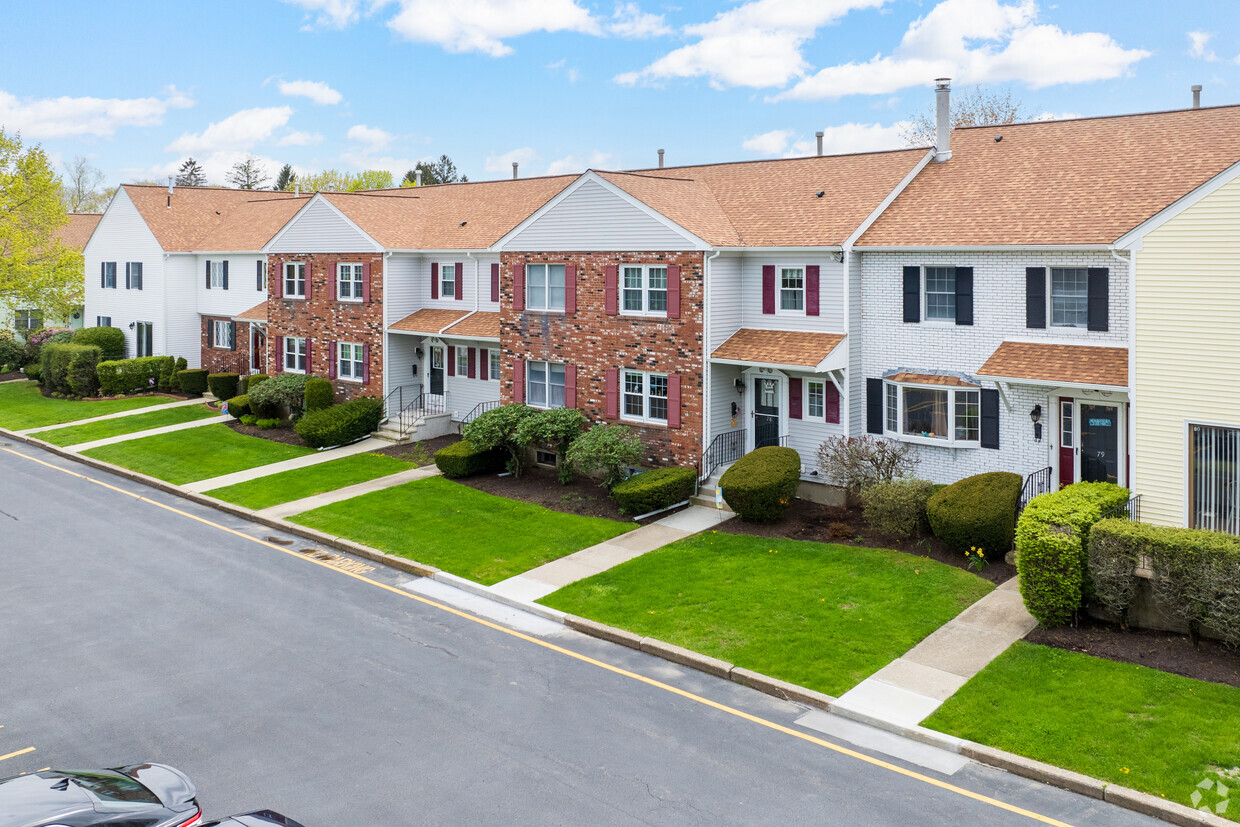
[1,427,1227,827]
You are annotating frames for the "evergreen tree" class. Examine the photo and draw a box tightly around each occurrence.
[175,157,206,187]
[274,163,295,191]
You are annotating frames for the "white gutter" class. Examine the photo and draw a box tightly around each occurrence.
[841,245,852,437]
[703,249,721,450]
[1112,245,1136,490]
[855,244,1114,252]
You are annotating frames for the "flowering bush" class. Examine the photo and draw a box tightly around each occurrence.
[816,435,917,496]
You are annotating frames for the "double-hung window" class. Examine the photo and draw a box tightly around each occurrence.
[621,265,668,315]
[489,350,500,380]
[338,342,364,381]
[128,262,144,290]
[924,266,955,321]
[527,361,566,408]
[212,320,233,349]
[455,347,469,377]
[284,262,306,299]
[621,370,668,424]
[96,316,112,328]
[208,261,225,290]
[14,309,42,335]
[338,263,363,301]
[526,263,565,312]
[440,263,456,299]
[1051,268,1088,328]
[807,381,825,419]
[884,380,979,446]
[102,262,117,289]
[284,336,306,373]
[779,267,805,313]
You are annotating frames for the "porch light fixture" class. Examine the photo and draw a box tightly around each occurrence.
[734,377,745,394]
[415,346,424,359]
[1030,404,1042,442]
[128,322,136,329]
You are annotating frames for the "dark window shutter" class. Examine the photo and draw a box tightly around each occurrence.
[1026,267,1047,329]
[1087,268,1109,331]
[513,358,525,404]
[604,265,618,315]
[125,262,131,290]
[304,264,313,301]
[565,264,577,313]
[479,348,488,381]
[328,341,337,379]
[866,378,884,434]
[229,321,236,351]
[362,261,371,302]
[667,264,681,319]
[362,343,370,384]
[222,260,229,290]
[825,382,840,424]
[257,260,264,291]
[205,260,211,290]
[903,266,920,323]
[455,262,464,301]
[305,339,313,373]
[980,388,1000,449]
[275,336,283,373]
[604,368,618,418]
[513,263,524,311]
[667,374,681,428]
[101,262,106,288]
[447,345,456,377]
[789,378,803,420]
[272,264,282,299]
[565,364,577,408]
[490,263,499,303]
[467,347,476,379]
[805,265,819,316]
[762,265,775,314]
[329,264,337,301]
[954,266,973,325]
[431,262,439,300]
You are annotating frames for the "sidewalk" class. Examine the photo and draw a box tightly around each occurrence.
[252,465,442,519]
[19,397,206,435]
[64,414,231,452]
[184,437,387,493]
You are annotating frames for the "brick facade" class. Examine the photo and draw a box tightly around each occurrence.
[266,252,384,402]
[499,251,705,468]
[201,316,250,376]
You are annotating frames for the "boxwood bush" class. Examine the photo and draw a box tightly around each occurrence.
[226,394,251,417]
[207,372,240,401]
[41,342,101,396]
[719,446,801,523]
[610,466,697,515]
[304,377,335,412]
[249,372,310,419]
[72,326,126,361]
[294,396,382,448]
[23,363,42,383]
[926,471,1023,554]
[862,478,936,537]
[434,439,506,478]
[97,356,172,395]
[176,368,209,396]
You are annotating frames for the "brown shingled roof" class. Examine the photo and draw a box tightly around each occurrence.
[233,302,267,323]
[888,372,978,387]
[859,105,1240,246]
[123,185,306,251]
[444,311,500,339]
[389,308,469,334]
[977,341,1128,388]
[57,214,101,251]
[195,197,310,251]
[711,328,844,369]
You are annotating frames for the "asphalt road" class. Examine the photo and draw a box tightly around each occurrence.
[0,441,1161,826]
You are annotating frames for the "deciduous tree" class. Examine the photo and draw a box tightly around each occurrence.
[61,156,109,213]
[901,86,1031,147]
[227,156,270,190]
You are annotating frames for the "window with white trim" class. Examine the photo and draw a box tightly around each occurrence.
[779,267,804,313]
[884,380,980,446]
[212,320,233,349]
[209,261,225,290]
[96,316,111,328]
[621,265,668,315]
[924,266,955,321]
[526,263,565,312]
[527,361,565,408]
[440,263,456,299]
[14,309,42,334]
[1051,267,1088,328]
[337,263,363,301]
[283,262,305,298]
[102,262,117,289]
[338,342,364,381]
[622,370,668,424]
[128,262,143,290]
[456,347,469,377]
[283,336,306,373]
[1190,423,1240,535]
[257,260,266,292]
[489,350,500,380]
[807,380,825,419]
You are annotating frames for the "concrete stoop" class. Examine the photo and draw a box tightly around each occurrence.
[690,471,734,512]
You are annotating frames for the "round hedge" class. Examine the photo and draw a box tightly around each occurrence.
[719,446,801,523]
[611,466,697,515]
[434,439,505,478]
[926,471,1022,554]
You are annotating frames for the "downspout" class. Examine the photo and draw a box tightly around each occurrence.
[383,251,392,405]
[1111,246,1136,491]
[841,244,852,439]
[704,249,721,463]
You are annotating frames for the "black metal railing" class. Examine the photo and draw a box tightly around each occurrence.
[1017,466,1053,517]
[1100,494,1142,522]
[699,429,745,482]
[458,399,501,429]
[381,385,406,423]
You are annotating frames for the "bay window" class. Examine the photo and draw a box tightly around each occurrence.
[884,380,980,446]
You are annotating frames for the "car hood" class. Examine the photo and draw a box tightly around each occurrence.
[0,773,93,827]
[118,764,197,809]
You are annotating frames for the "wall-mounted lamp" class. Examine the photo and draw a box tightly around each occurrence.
[415,346,424,359]
[1030,404,1042,442]
[128,322,136,330]
[734,377,745,394]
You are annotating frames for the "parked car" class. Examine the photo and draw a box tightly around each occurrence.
[201,811,305,827]
[0,763,200,827]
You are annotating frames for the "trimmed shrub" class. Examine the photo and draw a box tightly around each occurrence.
[23,363,41,383]
[207,373,240,401]
[611,467,697,515]
[23,327,73,367]
[240,414,257,426]
[816,434,918,496]
[294,396,383,448]
[565,423,644,488]
[0,329,22,369]
[169,357,188,391]
[862,478,936,537]
[926,471,1023,554]
[72,326,126,361]
[1016,482,1130,626]
[304,377,335,412]
[516,407,586,483]
[434,439,506,478]
[97,356,171,395]
[249,372,310,419]
[226,394,251,417]
[256,418,279,430]
[41,342,101,396]
[245,373,269,391]
[720,446,801,523]
[158,356,176,392]
[462,403,536,476]
[176,369,209,396]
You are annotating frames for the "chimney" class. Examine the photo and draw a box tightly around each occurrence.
[815,131,824,157]
[295,184,299,197]
[415,168,422,186]
[167,176,173,207]
[658,149,665,168]
[512,162,519,179]
[1192,84,1202,108]
[934,78,952,162]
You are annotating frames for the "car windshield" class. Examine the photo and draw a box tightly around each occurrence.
[62,771,159,803]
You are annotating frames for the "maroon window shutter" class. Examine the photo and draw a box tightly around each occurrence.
[448,345,456,377]
[362,262,371,302]
[272,264,282,299]
[431,263,439,300]
[362,343,370,384]
[275,336,283,374]
[455,262,464,301]
[604,265,618,315]
[490,263,499,303]
[513,358,525,404]
[806,265,820,316]
[604,369,618,418]
[328,340,337,379]
[479,348,488,381]
[304,263,313,301]
[565,264,577,314]
[467,347,476,379]
[826,382,840,424]
[512,263,524,311]
[667,374,682,428]
[329,264,337,302]
[762,265,775,314]
[305,339,313,374]
[790,378,803,420]
[667,264,681,319]
[566,364,577,408]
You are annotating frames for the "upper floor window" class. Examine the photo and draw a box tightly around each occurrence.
[15,309,42,335]
[338,342,364,381]
[622,370,668,424]
[338,263,363,301]
[283,336,306,373]
[527,360,565,408]
[779,267,804,313]
[208,261,226,290]
[621,265,668,315]
[440,263,456,299]
[924,266,955,321]
[101,262,117,289]
[1051,268,1088,328]
[284,262,305,299]
[884,379,979,446]
[526,263,565,312]
[127,262,144,290]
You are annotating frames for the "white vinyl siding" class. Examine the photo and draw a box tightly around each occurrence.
[504,178,697,251]
[268,198,379,253]
[739,253,843,332]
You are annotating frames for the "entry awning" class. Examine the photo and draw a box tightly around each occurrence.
[232,301,267,324]
[389,308,500,340]
[711,328,845,372]
[977,341,1128,390]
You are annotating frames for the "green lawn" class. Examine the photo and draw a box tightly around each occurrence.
[38,403,219,447]
[291,476,633,585]
[82,424,314,484]
[205,452,417,510]
[539,532,993,697]
[923,641,1240,820]
[0,382,173,431]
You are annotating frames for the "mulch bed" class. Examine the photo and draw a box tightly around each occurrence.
[224,419,309,447]
[458,464,636,522]
[368,434,459,462]
[0,370,25,382]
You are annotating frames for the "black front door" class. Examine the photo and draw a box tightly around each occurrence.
[754,377,780,448]
[430,347,444,395]
[1080,404,1119,484]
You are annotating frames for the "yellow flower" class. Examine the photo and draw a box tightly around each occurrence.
[978,550,985,558]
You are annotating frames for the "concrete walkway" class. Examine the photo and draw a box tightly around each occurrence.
[184,437,388,494]
[64,414,231,452]
[490,504,732,603]
[253,465,442,519]
[19,397,208,435]
[832,577,1036,728]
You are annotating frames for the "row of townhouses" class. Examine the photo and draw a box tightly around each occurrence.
[82,84,1240,535]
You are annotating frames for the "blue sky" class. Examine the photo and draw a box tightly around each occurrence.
[5,0,1240,190]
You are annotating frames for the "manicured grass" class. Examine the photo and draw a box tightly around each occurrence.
[291,476,633,585]
[539,532,993,697]
[923,641,1240,820]
[38,403,219,446]
[82,424,313,484]
[0,382,173,431]
[205,452,416,510]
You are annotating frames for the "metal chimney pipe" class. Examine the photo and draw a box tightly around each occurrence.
[415,168,422,186]
[934,78,952,163]
[815,131,824,156]
[512,162,519,179]
[658,149,665,168]
[1192,85,1202,108]
[167,176,174,196]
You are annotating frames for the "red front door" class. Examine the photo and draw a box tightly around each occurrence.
[1058,397,1074,488]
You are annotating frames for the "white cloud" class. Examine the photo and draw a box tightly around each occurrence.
[166,107,294,155]
[1034,111,1083,121]
[775,0,1150,101]
[277,79,343,105]
[0,86,194,140]
[347,124,393,150]
[616,0,889,89]
[609,2,672,38]
[545,150,616,176]
[281,0,364,30]
[742,128,796,155]
[277,130,325,146]
[386,0,600,57]
[484,147,537,174]
[1187,30,1218,62]
[546,58,580,82]
[788,122,910,156]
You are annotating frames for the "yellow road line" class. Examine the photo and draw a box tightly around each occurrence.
[0,747,36,762]
[1,445,1070,826]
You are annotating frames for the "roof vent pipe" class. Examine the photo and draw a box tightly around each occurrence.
[934,78,952,163]
[815,131,824,156]
[1192,84,1202,108]
[167,176,173,208]
[658,149,665,168]
[512,162,519,179]
[415,168,422,186]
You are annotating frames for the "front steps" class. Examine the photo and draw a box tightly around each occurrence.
[371,411,456,444]
[690,468,735,513]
